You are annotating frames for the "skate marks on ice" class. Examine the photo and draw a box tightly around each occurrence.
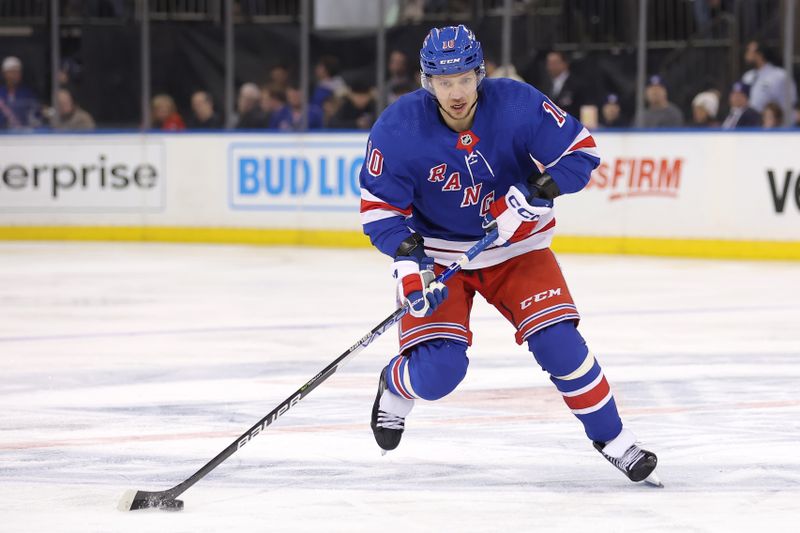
[3,362,798,494]
[0,244,799,531]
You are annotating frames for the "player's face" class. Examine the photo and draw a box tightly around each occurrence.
[431,70,479,120]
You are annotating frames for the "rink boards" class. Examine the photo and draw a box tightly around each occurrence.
[0,131,798,259]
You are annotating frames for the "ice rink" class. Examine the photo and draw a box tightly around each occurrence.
[1,242,798,532]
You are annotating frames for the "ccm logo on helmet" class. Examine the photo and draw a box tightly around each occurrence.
[520,288,562,309]
[439,58,462,64]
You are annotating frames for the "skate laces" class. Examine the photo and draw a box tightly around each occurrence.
[614,445,646,471]
[376,410,406,431]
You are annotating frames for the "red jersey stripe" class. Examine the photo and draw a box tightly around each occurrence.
[568,135,597,152]
[360,199,412,215]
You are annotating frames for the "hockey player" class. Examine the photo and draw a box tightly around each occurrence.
[359,25,660,486]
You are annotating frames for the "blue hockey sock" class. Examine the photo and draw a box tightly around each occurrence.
[527,321,622,443]
[384,339,469,401]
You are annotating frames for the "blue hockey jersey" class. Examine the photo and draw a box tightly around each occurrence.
[359,78,600,269]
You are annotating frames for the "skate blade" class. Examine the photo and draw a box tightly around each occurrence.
[380,449,388,456]
[643,470,664,488]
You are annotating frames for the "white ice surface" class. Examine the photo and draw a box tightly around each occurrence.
[1,242,799,532]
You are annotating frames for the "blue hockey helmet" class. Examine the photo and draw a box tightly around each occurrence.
[420,25,485,92]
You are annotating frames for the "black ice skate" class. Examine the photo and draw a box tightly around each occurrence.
[594,428,663,487]
[370,366,414,454]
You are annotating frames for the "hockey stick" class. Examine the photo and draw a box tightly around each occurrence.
[118,229,498,511]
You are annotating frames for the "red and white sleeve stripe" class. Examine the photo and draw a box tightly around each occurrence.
[543,127,600,169]
[359,188,412,225]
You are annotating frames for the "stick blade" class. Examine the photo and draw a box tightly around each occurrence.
[118,489,184,511]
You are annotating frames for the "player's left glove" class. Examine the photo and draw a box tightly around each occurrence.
[393,255,448,318]
[483,174,560,247]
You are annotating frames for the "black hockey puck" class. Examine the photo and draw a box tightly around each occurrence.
[159,499,184,511]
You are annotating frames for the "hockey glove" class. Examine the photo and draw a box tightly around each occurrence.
[483,181,553,247]
[393,255,448,318]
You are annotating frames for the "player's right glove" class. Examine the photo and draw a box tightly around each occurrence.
[483,174,559,247]
[393,255,448,318]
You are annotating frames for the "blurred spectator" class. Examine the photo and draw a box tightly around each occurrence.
[269,63,290,93]
[691,90,720,127]
[599,93,626,128]
[636,75,684,127]
[272,84,323,131]
[484,55,498,78]
[0,56,40,129]
[262,85,287,128]
[151,94,185,130]
[543,51,587,118]
[386,50,414,105]
[580,105,599,129]
[486,53,526,84]
[53,88,95,130]
[490,64,525,83]
[321,94,341,128]
[311,55,348,107]
[742,40,797,120]
[329,80,376,130]
[761,102,784,129]
[258,84,278,126]
[57,57,83,93]
[721,82,761,129]
[259,85,272,115]
[794,106,800,128]
[400,0,424,23]
[392,80,417,101]
[235,83,270,129]
[188,90,223,129]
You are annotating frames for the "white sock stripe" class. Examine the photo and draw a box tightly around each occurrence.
[570,390,613,415]
[391,357,414,399]
[554,351,596,381]
[517,304,578,332]
[401,358,419,398]
[561,370,604,397]
[399,333,470,353]
[520,313,581,342]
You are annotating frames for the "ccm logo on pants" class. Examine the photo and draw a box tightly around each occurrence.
[520,288,562,310]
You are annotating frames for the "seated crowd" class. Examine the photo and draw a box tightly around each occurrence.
[1,41,798,132]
